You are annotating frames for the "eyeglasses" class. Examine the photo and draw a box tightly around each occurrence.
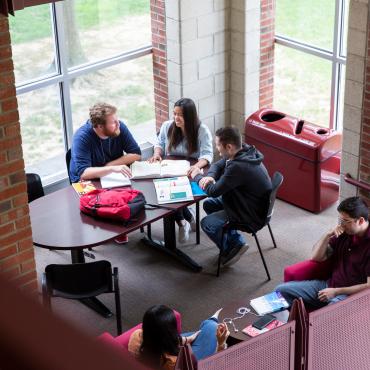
[338,217,355,225]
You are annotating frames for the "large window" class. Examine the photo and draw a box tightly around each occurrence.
[10,0,155,185]
[274,0,349,129]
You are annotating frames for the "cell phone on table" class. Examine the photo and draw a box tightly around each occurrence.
[252,314,276,330]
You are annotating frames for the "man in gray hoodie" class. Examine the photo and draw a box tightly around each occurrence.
[191,126,272,266]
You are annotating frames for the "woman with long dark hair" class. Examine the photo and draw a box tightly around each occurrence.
[128,305,228,370]
[149,98,213,243]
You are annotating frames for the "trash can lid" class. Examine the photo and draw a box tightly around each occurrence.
[245,109,342,162]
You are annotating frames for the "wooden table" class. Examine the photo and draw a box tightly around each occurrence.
[30,178,205,316]
[220,300,290,345]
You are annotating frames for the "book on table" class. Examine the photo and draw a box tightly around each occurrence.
[72,181,96,196]
[154,176,194,204]
[131,159,190,179]
[242,319,285,337]
[100,172,131,188]
[250,291,289,315]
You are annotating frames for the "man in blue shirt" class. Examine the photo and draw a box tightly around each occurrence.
[70,102,141,183]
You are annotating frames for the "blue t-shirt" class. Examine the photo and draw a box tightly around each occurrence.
[69,120,141,182]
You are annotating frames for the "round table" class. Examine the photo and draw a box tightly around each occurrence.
[219,300,290,344]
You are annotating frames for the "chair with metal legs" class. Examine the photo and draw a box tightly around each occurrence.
[42,260,122,335]
[216,172,284,279]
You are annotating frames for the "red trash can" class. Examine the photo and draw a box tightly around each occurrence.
[245,108,342,213]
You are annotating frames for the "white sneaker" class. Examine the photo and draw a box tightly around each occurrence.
[188,207,197,232]
[178,222,190,243]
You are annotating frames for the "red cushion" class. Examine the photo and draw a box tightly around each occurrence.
[284,259,333,282]
[99,310,182,350]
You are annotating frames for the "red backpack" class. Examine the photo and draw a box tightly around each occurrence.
[80,188,145,223]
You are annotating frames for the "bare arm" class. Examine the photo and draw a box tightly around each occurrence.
[80,164,131,180]
[148,147,163,163]
[311,225,344,262]
[105,153,141,166]
[318,279,370,302]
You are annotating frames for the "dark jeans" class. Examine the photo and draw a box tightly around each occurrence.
[201,197,246,253]
[174,206,193,223]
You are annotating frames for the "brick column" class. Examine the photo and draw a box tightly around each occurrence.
[151,0,169,132]
[259,0,275,108]
[0,14,37,292]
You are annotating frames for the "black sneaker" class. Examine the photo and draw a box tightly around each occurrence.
[221,244,249,267]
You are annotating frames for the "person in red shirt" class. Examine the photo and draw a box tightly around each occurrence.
[275,196,370,308]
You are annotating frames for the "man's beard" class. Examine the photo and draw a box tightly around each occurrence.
[103,127,120,138]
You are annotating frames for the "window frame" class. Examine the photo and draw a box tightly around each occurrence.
[13,1,153,186]
[274,0,347,130]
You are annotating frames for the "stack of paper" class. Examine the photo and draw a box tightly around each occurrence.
[131,160,190,179]
[100,173,131,188]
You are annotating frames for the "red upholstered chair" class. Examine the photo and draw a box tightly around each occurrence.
[98,310,182,350]
[284,259,333,282]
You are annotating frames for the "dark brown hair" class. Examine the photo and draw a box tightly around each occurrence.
[337,196,369,221]
[168,98,200,155]
[215,126,242,148]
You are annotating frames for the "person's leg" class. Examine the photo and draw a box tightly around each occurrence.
[201,210,228,251]
[175,209,190,243]
[190,318,218,360]
[275,280,328,308]
[203,197,224,215]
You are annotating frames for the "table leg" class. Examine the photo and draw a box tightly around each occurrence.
[141,213,202,272]
[71,249,85,263]
[70,249,113,318]
[196,201,200,245]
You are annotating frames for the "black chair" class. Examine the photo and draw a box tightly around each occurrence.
[42,260,122,335]
[66,148,72,184]
[26,173,44,202]
[216,171,284,279]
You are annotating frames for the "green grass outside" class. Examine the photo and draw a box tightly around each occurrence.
[9,0,149,44]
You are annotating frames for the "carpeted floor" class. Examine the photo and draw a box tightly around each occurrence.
[34,198,337,336]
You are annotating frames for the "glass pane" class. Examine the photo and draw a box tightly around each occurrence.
[70,55,156,142]
[63,0,151,69]
[276,0,335,51]
[336,65,346,131]
[274,45,332,127]
[18,85,67,184]
[9,4,56,84]
[340,0,350,57]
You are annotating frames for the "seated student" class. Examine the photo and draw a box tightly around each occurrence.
[275,196,370,308]
[128,305,229,370]
[70,102,141,244]
[191,126,272,267]
[149,98,213,243]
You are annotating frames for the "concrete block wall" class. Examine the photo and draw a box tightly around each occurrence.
[340,0,370,203]
[0,14,37,292]
[165,0,230,135]
[230,0,260,132]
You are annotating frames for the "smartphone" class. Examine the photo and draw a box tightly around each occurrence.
[252,314,276,330]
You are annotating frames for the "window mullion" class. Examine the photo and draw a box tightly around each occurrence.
[53,1,74,151]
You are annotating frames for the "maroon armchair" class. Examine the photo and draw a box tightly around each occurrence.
[98,310,182,350]
[284,259,333,282]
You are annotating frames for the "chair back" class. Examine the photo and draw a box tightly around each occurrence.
[66,148,72,184]
[266,171,283,221]
[44,260,113,299]
[26,173,44,203]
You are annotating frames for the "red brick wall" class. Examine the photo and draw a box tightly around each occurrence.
[259,0,275,108]
[150,0,169,132]
[360,29,370,204]
[0,14,37,292]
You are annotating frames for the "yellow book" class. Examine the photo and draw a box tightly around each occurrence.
[72,181,96,196]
